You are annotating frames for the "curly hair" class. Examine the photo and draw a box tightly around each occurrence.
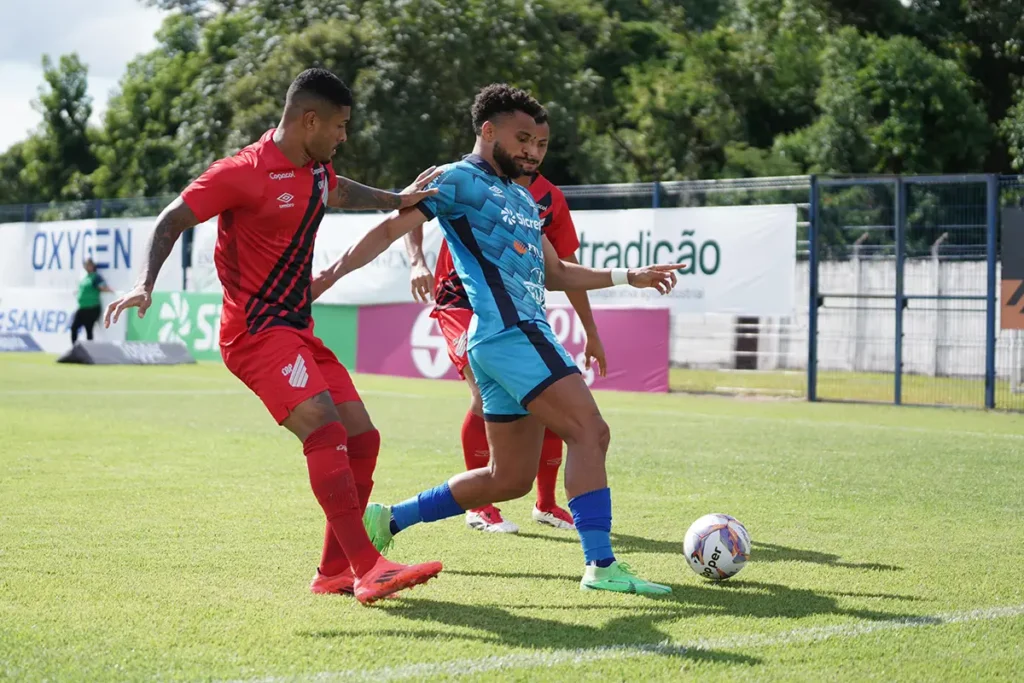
[471,84,547,134]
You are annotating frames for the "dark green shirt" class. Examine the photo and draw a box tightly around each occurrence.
[76,272,105,308]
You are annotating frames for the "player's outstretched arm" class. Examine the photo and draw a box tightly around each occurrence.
[328,166,441,211]
[104,197,199,327]
[311,206,429,301]
[542,236,679,295]
[404,225,434,303]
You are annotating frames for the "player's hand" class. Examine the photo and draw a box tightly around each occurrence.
[410,262,433,303]
[584,333,607,378]
[104,286,152,327]
[398,166,443,209]
[627,264,680,295]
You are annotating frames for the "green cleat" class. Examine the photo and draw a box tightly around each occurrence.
[362,503,395,555]
[580,561,672,595]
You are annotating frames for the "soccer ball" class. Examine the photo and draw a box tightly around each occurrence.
[683,513,751,581]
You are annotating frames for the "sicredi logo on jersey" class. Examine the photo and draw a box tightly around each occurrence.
[269,171,296,180]
[500,207,542,231]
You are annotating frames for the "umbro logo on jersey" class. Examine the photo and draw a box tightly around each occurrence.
[489,184,504,197]
[269,171,296,180]
[281,354,308,388]
[277,193,295,209]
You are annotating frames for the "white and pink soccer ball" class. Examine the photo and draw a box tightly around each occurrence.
[683,513,751,580]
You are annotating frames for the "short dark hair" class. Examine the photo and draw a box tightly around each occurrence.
[286,68,353,109]
[471,84,547,134]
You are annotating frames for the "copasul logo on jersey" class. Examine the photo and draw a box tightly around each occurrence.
[269,171,296,180]
[523,267,546,306]
[500,207,543,231]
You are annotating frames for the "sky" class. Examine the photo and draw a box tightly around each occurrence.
[0,0,168,152]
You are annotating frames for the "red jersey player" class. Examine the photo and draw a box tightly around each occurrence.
[404,115,605,534]
[104,68,443,605]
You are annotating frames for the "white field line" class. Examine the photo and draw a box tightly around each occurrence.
[231,604,1024,683]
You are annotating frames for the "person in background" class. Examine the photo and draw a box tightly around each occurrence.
[71,258,113,344]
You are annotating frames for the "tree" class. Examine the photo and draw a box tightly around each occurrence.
[17,54,98,202]
[775,28,991,174]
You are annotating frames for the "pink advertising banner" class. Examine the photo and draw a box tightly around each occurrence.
[355,303,669,393]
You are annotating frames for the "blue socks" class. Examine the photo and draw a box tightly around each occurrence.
[568,487,616,567]
[389,482,465,535]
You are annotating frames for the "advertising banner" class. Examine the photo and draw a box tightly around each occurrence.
[356,303,670,393]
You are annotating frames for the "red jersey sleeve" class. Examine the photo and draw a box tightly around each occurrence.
[180,156,261,223]
[543,186,580,259]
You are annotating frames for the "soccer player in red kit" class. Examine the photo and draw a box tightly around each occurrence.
[404,114,605,534]
[104,68,443,604]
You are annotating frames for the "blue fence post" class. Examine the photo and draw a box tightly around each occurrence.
[652,181,662,209]
[894,176,906,406]
[985,174,998,409]
[807,175,819,402]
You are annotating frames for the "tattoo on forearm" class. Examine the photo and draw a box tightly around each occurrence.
[335,177,401,210]
[141,208,191,289]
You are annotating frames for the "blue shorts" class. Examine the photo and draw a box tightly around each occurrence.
[468,320,581,422]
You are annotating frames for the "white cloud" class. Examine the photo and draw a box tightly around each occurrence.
[0,0,166,153]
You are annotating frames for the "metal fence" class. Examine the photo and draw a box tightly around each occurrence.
[3,174,1022,411]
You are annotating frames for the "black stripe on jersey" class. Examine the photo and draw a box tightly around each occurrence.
[449,215,519,328]
[246,167,323,334]
[518,320,581,407]
[253,199,325,334]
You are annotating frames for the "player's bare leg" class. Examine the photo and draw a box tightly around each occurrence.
[461,367,520,533]
[362,417,544,550]
[309,400,382,595]
[285,392,441,604]
[525,374,670,595]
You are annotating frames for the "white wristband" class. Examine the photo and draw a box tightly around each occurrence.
[611,268,629,286]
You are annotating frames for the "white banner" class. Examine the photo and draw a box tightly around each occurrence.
[0,287,127,353]
[0,219,184,293]
[186,204,797,315]
[546,204,797,315]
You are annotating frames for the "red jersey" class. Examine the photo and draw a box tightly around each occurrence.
[181,129,338,347]
[432,173,579,312]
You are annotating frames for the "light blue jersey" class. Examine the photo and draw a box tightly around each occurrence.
[417,155,547,349]
[417,154,581,421]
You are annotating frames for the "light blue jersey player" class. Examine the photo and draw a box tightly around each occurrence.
[415,153,579,421]
[311,84,680,595]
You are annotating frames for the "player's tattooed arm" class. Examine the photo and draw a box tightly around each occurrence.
[104,197,198,327]
[138,198,199,290]
[329,177,402,211]
[328,167,442,211]
[311,206,429,301]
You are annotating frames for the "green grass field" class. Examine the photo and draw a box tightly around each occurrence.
[1,353,1023,681]
[670,366,1024,411]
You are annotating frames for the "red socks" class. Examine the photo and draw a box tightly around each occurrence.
[461,411,490,470]
[304,423,379,577]
[535,431,563,510]
[318,429,380,577]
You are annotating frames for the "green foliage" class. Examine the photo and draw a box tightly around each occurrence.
[4,0,1023,205]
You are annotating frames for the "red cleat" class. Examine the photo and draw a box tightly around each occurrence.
[310,568,355,595]
[354,557,443,605]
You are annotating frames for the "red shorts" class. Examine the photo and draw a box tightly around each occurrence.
[432,306,561,444]
[432,306,473,378]
[222,325,360,424]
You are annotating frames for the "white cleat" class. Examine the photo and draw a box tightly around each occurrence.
[532,506,576,530]
[465,505,519,533]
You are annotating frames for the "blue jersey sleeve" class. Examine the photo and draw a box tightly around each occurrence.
[415,164,461,220]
